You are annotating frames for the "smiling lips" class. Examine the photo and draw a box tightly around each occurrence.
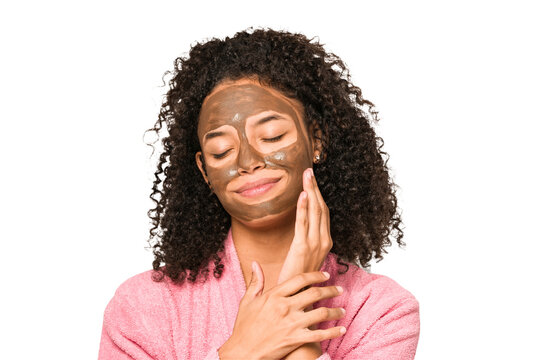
[234,177,281,197]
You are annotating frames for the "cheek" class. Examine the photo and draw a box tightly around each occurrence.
[265,140,311,170]
[206,163,238,191]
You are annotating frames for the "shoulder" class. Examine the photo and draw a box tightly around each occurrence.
[103,268,175,333]
[321,255,420,358]
[355,270,419,309]
[352,270,420,334]
[99,269,179,359]
[326,253,418,306]
[109,268,169,306]
[325,253,420,334]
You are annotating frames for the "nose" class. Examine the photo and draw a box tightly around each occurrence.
[237,141,265,174]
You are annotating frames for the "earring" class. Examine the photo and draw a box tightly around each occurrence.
[314,153,321,163]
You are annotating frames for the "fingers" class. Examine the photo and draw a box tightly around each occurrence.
[274,271,330,298]
[309,168,326,213]
[303,169,321,246]
[300,306,346,330]
[291,284,344,310]
[247,261,265,299]
[302,325,347,344]
[303,168,332,255]
[294,191,308,247]
[310,169,330,236]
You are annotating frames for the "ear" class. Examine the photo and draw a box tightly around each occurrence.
[195,151,210,185]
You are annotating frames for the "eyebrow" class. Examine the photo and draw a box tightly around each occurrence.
[204,131,226,142]
[203,114,287,142]
[254,114,285,125]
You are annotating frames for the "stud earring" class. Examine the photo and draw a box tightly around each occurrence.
[314,153,321,163]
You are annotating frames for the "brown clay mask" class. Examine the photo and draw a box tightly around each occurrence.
[196,80,313,223]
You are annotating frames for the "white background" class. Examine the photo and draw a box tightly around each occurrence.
[1,1,538,359]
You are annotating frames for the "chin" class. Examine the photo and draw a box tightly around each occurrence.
[234,206,297,230]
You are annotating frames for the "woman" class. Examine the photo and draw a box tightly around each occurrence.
[99,28,420,359]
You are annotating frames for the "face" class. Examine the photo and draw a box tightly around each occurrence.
[196,78,315,225]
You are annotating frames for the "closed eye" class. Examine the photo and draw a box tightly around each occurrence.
[212,149,232,159]
[263,134,285,142]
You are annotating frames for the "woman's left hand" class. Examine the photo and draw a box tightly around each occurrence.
[278,168,333,359]
[277,168,333,286]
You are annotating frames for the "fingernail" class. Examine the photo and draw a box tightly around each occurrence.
[309,168,314,178]
[323,271,330,278]
[336,286,343,293]
[305,169,311,180]
[340,307,346,314]
[340,327,347,334]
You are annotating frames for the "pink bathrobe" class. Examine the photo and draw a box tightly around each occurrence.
[99,229,420,359]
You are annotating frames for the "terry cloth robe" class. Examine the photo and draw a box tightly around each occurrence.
[99,229,420,359]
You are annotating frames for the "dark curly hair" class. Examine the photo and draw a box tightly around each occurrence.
[144,27,405,285]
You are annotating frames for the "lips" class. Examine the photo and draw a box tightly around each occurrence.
[234,177,281,193]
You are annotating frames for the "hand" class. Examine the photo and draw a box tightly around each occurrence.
[277,168,332,288]
[218,262,345,360]
[278,168,334,359]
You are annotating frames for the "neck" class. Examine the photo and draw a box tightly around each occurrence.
[230,208,296,266]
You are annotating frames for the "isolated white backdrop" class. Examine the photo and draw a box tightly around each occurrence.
[1,1,538,359]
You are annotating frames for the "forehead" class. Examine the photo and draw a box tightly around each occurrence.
[197,79,306,136]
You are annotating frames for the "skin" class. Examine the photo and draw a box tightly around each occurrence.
[196,77,336,359]
[196,79,313,223]
[196,77,318,289]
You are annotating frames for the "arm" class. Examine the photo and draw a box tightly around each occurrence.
[286,296,420,360]
[100,311,223,360]
[98,304,158,360]
[98,279,177,360]
[339,297,420,360]
[281,343,323,360]
[279,170,334,359]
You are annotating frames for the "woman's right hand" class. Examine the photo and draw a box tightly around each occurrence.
[218,261,346,360]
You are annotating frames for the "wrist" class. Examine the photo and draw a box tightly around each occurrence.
[218,339,261,360]
[218,340,244,360]
[217,342,230,360]
[284,342,322,359]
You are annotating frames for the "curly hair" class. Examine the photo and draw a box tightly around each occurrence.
[144,27,405,285]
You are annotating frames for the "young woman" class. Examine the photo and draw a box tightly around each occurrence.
[99,28,420,360]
